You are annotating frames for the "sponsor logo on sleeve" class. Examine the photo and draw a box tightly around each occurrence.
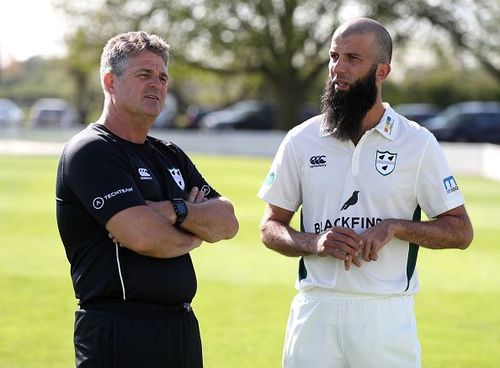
[264,171,276,186]
[201,184,211,196]
[92,197,104,209]
[375,150,397,176]
[443,176,459,194]
[92,187,134,210]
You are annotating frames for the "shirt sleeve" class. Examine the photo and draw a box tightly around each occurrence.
[416,134,465,218]
[257,133,302,211]
[169,143,221,199]
[60,139,146,226]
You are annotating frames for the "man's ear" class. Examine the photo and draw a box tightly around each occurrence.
[376,64,391,82]
[103,72,115,94]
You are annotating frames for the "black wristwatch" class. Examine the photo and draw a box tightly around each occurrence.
[172,198,188,226]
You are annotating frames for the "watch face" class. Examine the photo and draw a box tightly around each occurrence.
[173,199,188,225]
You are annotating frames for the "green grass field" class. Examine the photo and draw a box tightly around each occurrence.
[0,154,499,367]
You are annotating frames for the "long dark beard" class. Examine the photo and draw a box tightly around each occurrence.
[320,65,378,141]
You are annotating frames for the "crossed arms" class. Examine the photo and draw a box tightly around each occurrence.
[106,186,239,258]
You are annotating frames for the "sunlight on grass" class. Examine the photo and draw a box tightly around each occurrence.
[1,155,499,367]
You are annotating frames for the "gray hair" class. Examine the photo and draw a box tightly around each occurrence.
[100,31,170,79]
[333,18,392,64]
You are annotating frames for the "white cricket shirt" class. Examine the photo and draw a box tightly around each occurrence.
[258,104,465,296]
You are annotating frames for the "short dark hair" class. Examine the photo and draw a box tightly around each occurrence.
[333,18,392,64]
[100,31,170,78]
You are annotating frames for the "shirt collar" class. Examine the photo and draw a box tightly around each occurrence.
[318,103,399,140]
[373,103,398,141]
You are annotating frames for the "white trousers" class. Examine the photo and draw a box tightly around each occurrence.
[283,289,421,368]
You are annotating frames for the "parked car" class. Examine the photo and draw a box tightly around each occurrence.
[30,98,78,127]
[0,98,24,127]
[427,101,500,144]
[199,100,276,130]
[393,103,442,127]
[184,105,216,129]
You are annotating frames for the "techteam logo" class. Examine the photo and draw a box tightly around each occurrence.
[138,167,153,180]
[93,197,104,210]
[309,155,327,168]
[443,176,459,194]
[92,187,134,210]
[201,185,211,196]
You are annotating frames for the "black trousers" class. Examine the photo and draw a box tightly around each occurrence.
[74,301,203,368]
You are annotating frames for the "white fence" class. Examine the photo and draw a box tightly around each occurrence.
[1,128,499,181]
[439,142,500,181]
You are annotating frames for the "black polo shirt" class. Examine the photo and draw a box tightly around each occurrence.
[56,124,220,305]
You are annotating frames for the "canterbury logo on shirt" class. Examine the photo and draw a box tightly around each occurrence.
[309,155,327,168]
[138,167,153,180]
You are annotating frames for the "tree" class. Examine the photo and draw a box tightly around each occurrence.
[0,56,74,111]
[362,0,500,80]
[58,0,340,129]
[58,0,500,130]
[64,29,104,124]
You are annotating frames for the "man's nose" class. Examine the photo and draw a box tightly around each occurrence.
[149,76,164,89]
[329,59,345,77]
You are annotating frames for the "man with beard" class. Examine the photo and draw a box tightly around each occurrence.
[258,18,473,368]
